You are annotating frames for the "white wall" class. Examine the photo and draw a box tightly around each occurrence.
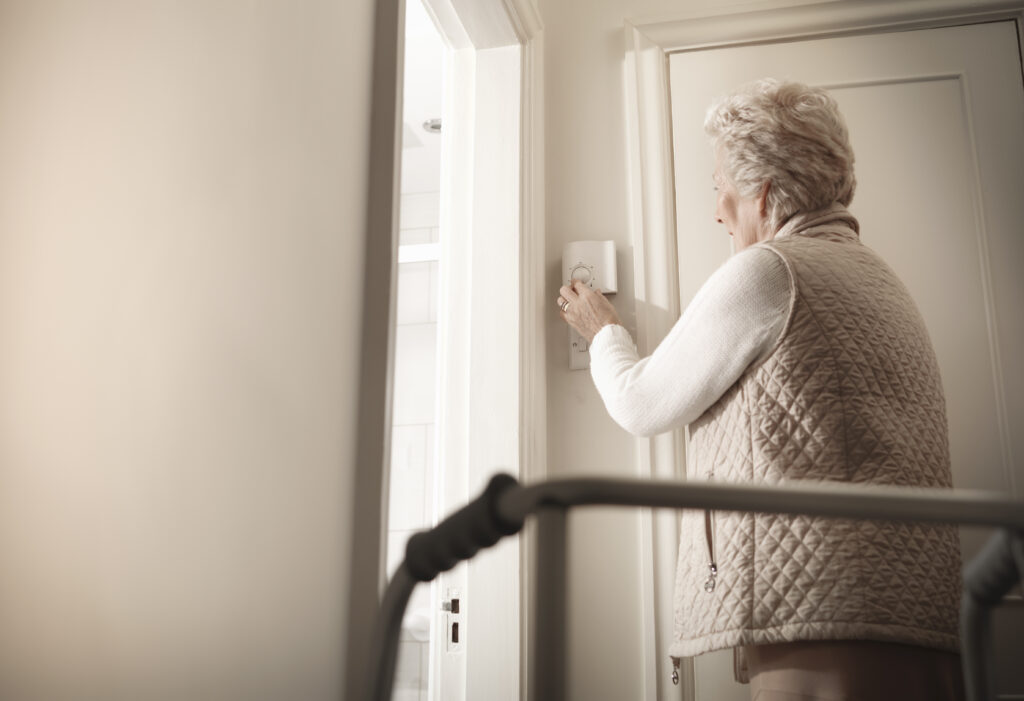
[538,0,824,698]
[0,2,383,699]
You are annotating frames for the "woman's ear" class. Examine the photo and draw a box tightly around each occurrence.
[757,181,771,217]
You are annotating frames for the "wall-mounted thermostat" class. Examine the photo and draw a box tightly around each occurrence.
[561,240,617,370]
[562,240,617,294]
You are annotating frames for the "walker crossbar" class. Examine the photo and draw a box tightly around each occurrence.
[366,474,1024,701]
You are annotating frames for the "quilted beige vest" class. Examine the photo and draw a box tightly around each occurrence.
[669,216,962,660]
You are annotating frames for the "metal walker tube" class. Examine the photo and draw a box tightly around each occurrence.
[366,475,1024,701]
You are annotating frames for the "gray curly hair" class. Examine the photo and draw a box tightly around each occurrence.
[704,78,857,234]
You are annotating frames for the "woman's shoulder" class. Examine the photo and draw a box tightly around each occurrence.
[710,244,790,293]
[687,245,793,334]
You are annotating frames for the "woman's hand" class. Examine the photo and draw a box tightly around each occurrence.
[556,279,621,342]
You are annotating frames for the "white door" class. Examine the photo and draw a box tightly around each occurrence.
[668,21,1024,701]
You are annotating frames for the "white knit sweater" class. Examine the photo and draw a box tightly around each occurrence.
[589,246,791,437]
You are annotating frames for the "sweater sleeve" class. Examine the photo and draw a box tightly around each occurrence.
[588,245,792,437]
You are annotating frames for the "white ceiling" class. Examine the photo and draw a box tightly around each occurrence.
[401,0,444,195]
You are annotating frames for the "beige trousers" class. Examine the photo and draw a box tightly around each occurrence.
[743,640,966,701]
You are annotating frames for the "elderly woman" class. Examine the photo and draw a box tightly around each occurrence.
[557,79,964,701]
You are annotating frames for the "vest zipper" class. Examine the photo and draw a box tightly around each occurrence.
[703,509,718,593]
[670,514,714,686]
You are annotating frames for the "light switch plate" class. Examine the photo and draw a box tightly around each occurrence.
[569,327,590,370]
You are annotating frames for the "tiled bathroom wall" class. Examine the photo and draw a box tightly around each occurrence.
[388,191,441,701]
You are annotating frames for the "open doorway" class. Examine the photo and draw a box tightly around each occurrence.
[385,1,445,699]
[381,1,544,699]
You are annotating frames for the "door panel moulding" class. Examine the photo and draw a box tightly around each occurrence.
[420,1,543,699]
[636,0,1024,51]
[623,2,1024,700]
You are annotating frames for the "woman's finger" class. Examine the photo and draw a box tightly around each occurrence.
[560,283,581,301]
[571,279,593,296]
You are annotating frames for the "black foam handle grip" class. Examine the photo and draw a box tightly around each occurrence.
[404,473,524,583]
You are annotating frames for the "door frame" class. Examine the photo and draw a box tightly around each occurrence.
[417,0,544,699]
[622,2,1024,699]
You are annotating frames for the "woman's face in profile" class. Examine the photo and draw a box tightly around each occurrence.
[713,158,768,252]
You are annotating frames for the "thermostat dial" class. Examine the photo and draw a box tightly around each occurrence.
[569,263,594,286]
